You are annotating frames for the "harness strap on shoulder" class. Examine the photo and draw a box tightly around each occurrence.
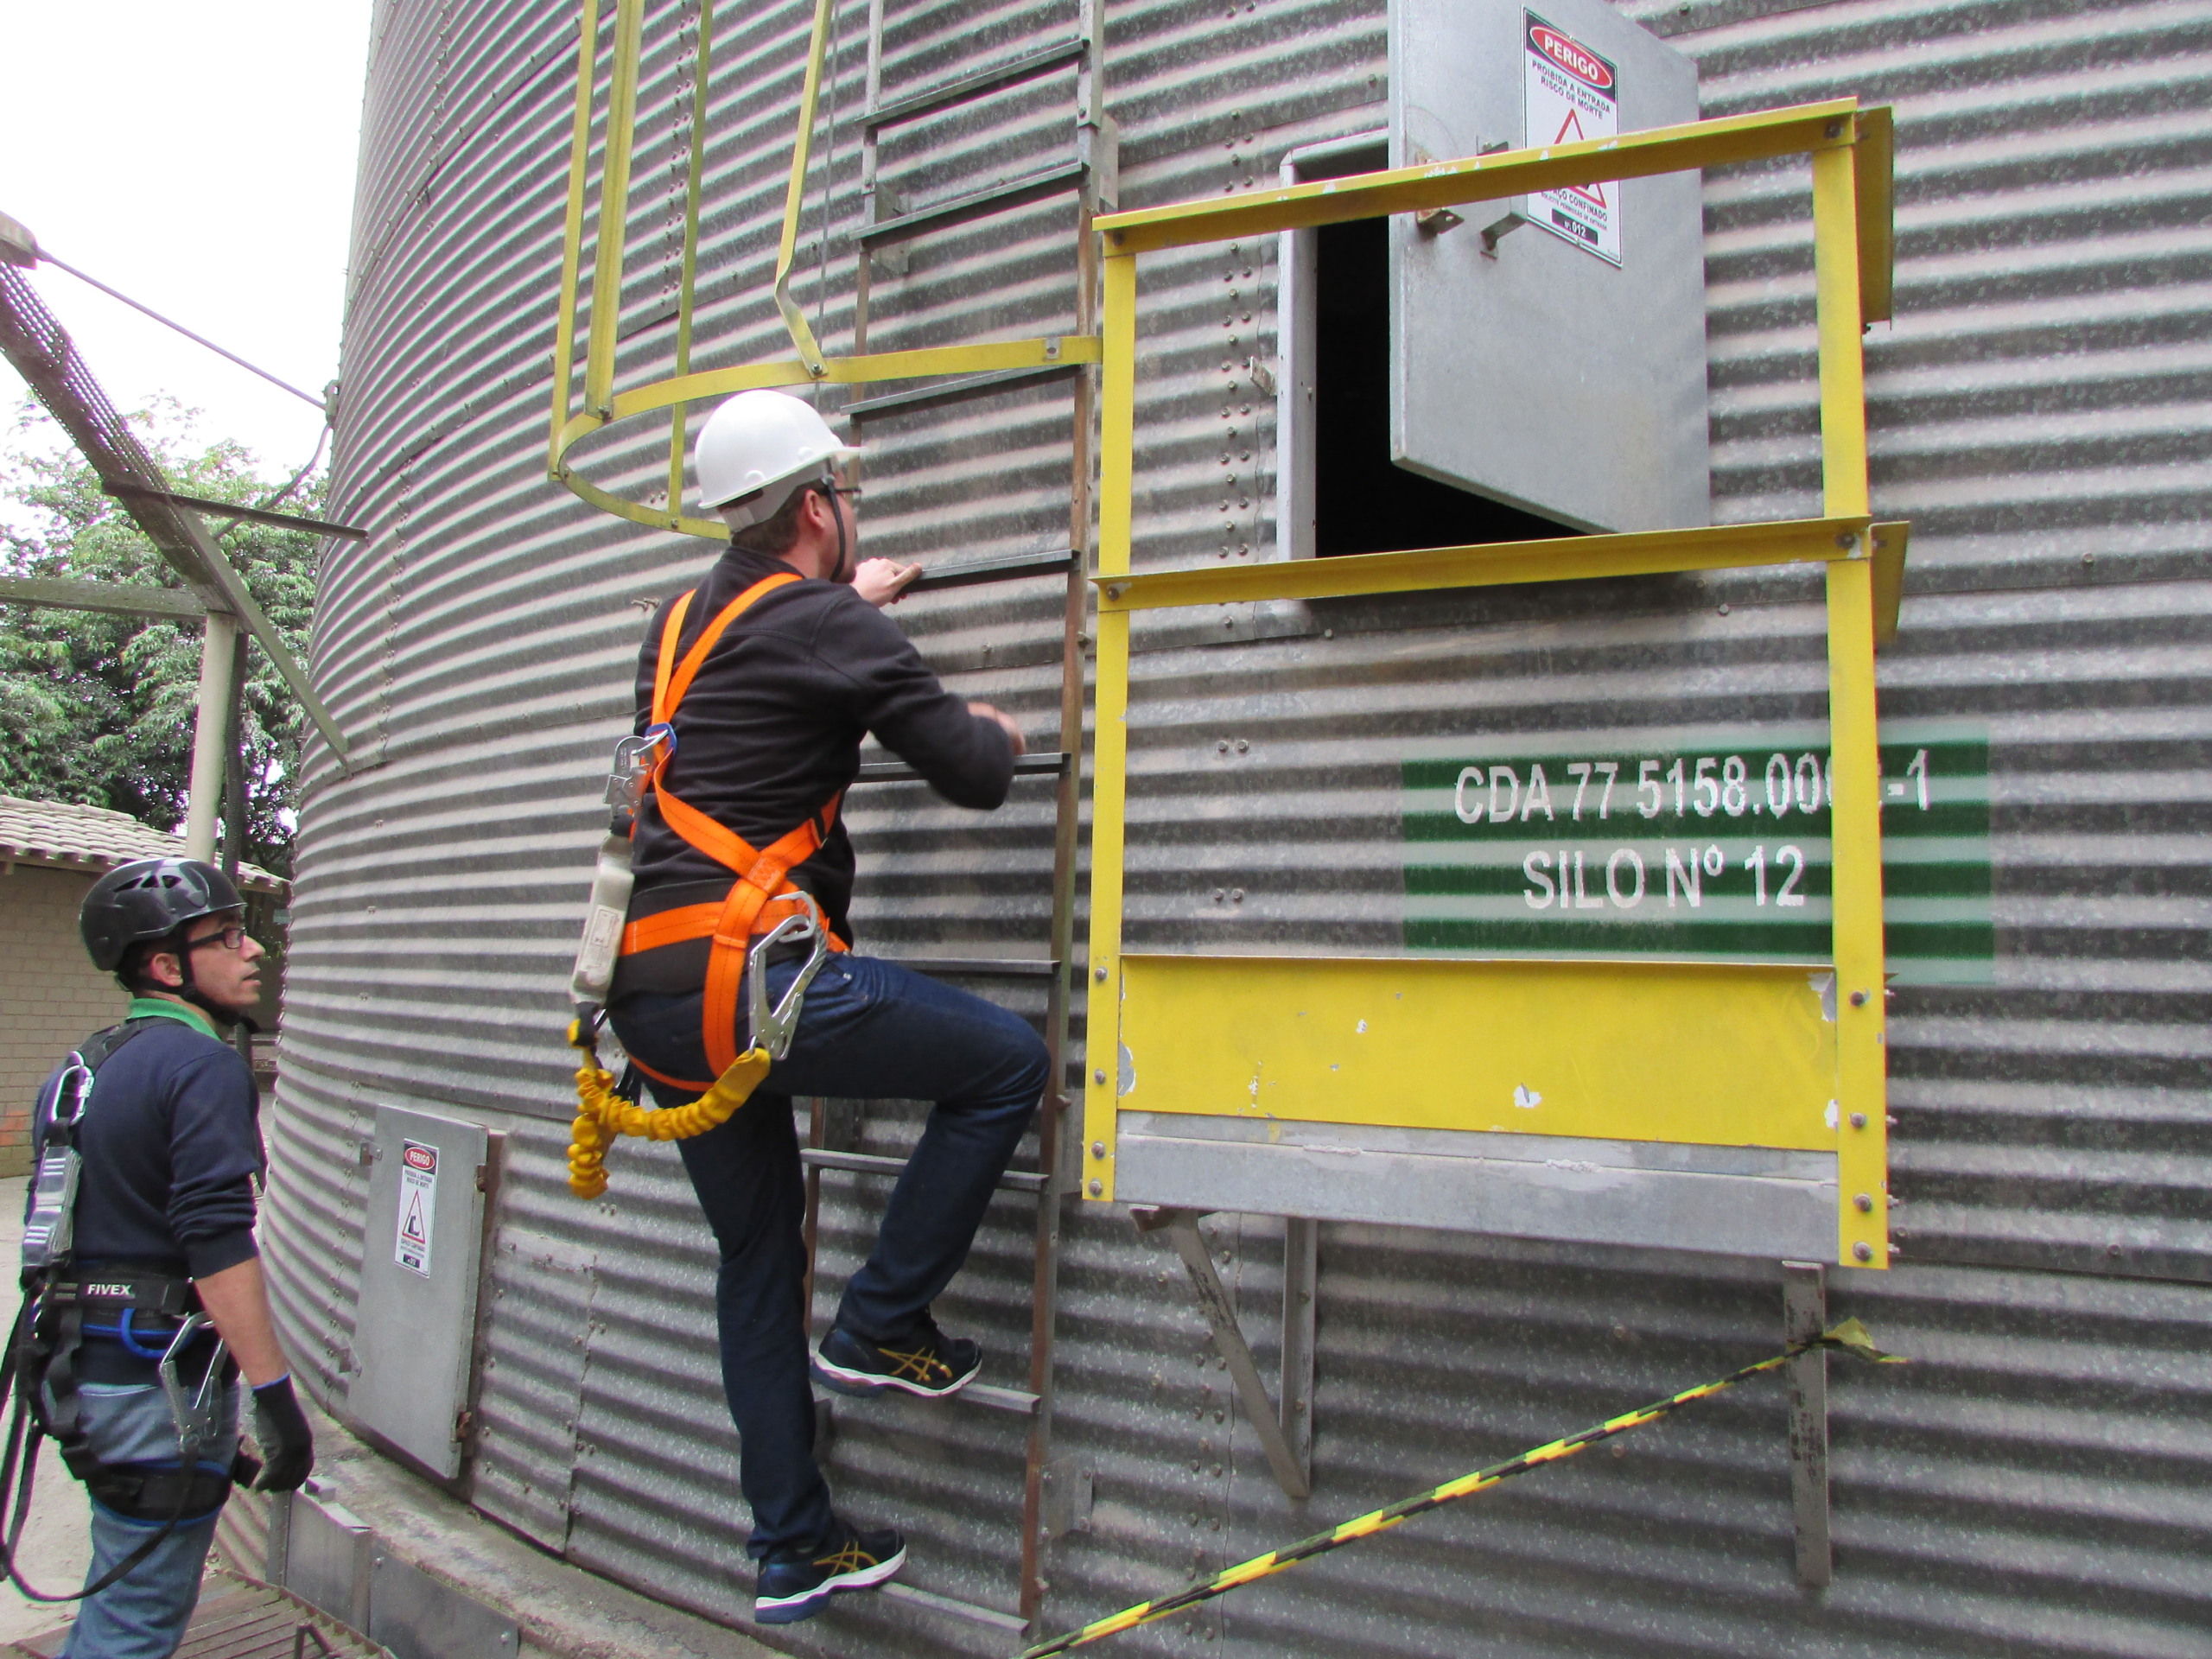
[633,574,847,1074]
[652,573,800,726]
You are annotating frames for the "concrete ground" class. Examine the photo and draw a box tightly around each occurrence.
[0,1177,96,1645]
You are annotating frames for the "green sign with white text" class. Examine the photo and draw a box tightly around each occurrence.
[1402,724,1993,984]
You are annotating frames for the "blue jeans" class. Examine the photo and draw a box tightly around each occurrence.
[608,952,1049,1561]
[62,1380,238,1659]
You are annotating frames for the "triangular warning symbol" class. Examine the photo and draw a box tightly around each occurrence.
[1550,108,1609,209]
[402,1192,427,1243]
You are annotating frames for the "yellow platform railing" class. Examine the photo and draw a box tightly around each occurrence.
[546,0,1102,537]
[1080,99,1901,1270]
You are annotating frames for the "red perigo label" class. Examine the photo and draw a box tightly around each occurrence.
[1531,24,1614,91]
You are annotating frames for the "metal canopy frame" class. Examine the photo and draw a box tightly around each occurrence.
[1083,99,1900,1274]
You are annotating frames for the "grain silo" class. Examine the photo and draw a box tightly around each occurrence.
[253,0,2212,1653]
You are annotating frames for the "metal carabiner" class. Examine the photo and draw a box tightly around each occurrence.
[747,891,831,1062]
[605,725,676,812]
[156,1313,231,1468]
[52,1060,94,1128]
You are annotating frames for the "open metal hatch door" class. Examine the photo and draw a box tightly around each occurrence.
[1389,0,1709,532]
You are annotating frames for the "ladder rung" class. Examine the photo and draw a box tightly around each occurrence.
[854,750,1068,785]
[844,363,1079,422]
[906,548,1075,591]
[876,1580,1029,1632]
[857,159,1089,248]
[962,1382,1044,1414]
[802,1147,1051,1193]
[865,38,1087,131]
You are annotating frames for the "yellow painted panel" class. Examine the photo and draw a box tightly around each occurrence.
[1116,955,1839,1151]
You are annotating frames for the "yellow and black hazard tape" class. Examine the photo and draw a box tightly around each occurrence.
[1020,1318,1902,1657]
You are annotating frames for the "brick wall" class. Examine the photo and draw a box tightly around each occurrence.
[0,866,126,1178]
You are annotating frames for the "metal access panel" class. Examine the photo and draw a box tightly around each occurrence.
[1389,0,1707,531]
[350,1105,489,1479]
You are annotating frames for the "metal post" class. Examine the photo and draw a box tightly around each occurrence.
[1812,130,1890,1272]
[221,628,249,880]
[1079,250,1137,1204]
[183,609,238,862]
[1782,1261,1832,1586]
[1281,1217,1317,1487]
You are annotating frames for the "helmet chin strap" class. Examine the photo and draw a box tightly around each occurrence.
[167,938,238,1031]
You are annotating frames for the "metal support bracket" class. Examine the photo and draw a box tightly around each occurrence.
[1783,1260,1832,1586]
[1133,1207,1312,1500]
[1281,1217,1316,1485]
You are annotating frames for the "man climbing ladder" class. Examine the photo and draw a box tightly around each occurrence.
[600,389,1052,1625]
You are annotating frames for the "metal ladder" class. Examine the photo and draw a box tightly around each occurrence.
[790,0,1116,1637]
[547,0,1115,1630]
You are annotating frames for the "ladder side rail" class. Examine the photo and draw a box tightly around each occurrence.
[850,0,888,373]
[1022,99,1106,1621]
[664,0,718,517]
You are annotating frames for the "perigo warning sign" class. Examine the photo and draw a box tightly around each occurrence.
[1523,10,1622,265]
[394,1140,437,1277]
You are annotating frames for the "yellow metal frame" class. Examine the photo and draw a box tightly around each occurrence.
[546,0,1103,536]
[1083,99,1899,1270]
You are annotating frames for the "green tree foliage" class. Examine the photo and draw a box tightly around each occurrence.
[0,400,321,877]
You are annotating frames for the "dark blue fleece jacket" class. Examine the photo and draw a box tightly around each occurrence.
[29,1001,263,1284]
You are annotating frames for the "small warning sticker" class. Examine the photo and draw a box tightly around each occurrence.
[395,1140,437,1278]
[1523,10,1623,266]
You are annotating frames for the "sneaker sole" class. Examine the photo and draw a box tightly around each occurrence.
[754,1544,907,1624]
[810,1351,982,1401]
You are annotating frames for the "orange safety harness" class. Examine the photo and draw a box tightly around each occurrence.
[620,572,851,1085]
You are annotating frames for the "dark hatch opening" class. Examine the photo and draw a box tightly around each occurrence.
[1313,215,1579,557]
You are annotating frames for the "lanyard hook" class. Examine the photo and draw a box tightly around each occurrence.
[747,891,831,1062]
[157,1313,230,1468]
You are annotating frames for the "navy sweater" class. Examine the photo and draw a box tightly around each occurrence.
[29,1002,263,1283]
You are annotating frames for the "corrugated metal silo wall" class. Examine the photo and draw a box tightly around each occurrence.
[265,0,2212,1654]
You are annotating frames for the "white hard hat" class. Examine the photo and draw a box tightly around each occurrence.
[694,390,862,526]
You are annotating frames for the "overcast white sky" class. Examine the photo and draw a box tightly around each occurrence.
[0,2,375,483]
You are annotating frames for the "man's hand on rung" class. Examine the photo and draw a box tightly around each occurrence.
[969,702,1027,757]
[854,558,921,607]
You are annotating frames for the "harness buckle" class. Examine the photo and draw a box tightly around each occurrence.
[606,726,676,812]
[747,892,831,1062]
[156,1313,229,1469]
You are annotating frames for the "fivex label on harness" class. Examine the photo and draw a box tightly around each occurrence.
[1523,10,1622,266]
[395,1141,437,1277]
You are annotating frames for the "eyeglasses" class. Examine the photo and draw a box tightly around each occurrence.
[187,925,250,953]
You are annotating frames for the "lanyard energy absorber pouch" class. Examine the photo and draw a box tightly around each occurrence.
[569,731,662,1010]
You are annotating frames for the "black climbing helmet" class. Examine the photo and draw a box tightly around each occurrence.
[79,857,244,973]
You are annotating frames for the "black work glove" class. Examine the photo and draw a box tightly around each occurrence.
[249,1374,315,1492]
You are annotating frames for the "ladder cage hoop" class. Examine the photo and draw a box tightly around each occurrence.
[547,0,1103,538]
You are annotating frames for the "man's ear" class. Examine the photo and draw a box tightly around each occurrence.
[142,948,187,989]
